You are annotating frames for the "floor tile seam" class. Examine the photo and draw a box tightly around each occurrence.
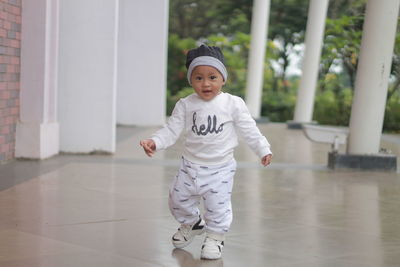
[0,252,158,267]
[227,224,308,238]
[77,157,329,171]
[329,251,389,262]
[292,222,384,240]
[44,214,175,228]
[228,236,380,264]
[10,228,164,266]
[27,176,170,199]
[73,185,171,201]
[227,239,311,262]
[46,218,130,227]
[228,239,370,265]
[323,251,395,267]
[379,199,400,206]
[277,255,378,267]
[0,159,76,192]
[227,223,383,241]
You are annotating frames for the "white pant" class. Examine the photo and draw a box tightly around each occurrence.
[169,157,236,234]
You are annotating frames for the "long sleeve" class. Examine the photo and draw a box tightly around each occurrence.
[151,100,185,151]
[233,97,272,158]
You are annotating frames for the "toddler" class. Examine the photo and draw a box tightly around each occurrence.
[140,45,272,260]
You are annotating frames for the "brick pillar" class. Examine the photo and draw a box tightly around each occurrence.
[0,0,21,163]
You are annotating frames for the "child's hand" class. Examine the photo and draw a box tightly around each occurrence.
[261,154,272,167]
[140,139,156,157]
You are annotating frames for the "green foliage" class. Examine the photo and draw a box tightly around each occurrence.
[167,34,196,96]
[166,32,286,117]
[167,87,194,114]
[318,0,399,132]
[384,96,400,133]
[167,0,400,132]
[269,0,308,42]
[328,0,366,19]
[314,87,353,126]
[262,83,297,121]
[167,32,252,113]
[321,15,363,88]
[169,0,253,39]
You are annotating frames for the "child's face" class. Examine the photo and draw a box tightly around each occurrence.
[190,65,225,101]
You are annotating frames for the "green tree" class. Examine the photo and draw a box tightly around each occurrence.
[321,15,363,90]
[168,0,309,95]
[327,0,367,19]
[387,32,400,101]
[168,0,253,39]
[167,0,400,132]
[268,0,308,87]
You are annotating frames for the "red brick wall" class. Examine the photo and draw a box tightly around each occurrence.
[0,0,21,163]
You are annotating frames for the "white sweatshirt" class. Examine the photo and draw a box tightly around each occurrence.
[151,92,272,165]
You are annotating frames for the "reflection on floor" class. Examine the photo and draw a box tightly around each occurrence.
[0,123,399,267]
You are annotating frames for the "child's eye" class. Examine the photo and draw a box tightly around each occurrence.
[195,76,202,80]
[210,75,217,80]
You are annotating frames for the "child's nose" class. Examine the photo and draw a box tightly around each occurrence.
[203,79,211,86]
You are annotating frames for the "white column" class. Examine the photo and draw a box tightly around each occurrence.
[58,0,119,153]
[245,0,271,119]
[348,0,400,154]
[293,0,329,123]
[117,0,168,126]
[16,0,60,159]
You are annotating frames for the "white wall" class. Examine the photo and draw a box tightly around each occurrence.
[16,0,59,159]
[117,0,168,126]
[58,0,119,153]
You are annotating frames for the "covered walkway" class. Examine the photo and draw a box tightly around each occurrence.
[0,123,399,266]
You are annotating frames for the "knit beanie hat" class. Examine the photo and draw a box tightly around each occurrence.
[186,45,228,85]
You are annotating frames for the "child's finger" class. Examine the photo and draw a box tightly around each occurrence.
[140,141,148,149]
[140,140,151,150]
[140,140,148,147]
[140,139,156,158]
[143,145,152,153]
[140,141,154,157]
[145,150,154,157]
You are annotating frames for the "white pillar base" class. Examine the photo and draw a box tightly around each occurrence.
[286,120,317,129]
[328,152,397,172]
[15,122,59,159]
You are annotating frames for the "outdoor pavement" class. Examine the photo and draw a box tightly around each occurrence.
[0,123,399,267]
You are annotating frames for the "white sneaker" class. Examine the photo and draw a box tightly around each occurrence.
[172,217,205,248]
[201,233,225,260]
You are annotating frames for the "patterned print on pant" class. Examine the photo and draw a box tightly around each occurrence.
[169,157,236,234]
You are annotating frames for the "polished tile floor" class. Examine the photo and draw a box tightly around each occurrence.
[0,123,399,267]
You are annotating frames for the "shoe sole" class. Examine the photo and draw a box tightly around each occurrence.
[200,253,221,260]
